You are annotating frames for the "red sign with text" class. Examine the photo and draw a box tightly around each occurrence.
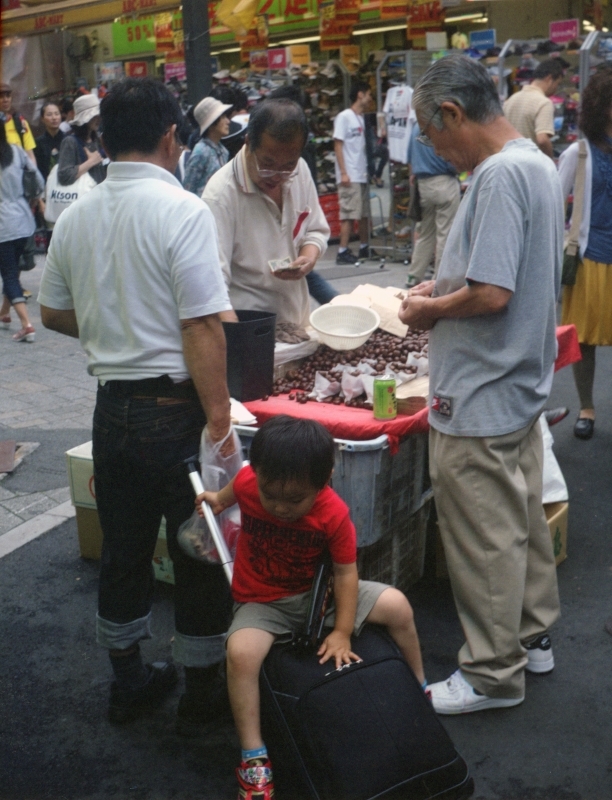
[549,19,579,43]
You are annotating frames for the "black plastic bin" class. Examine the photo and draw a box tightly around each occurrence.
[223,310,276,402]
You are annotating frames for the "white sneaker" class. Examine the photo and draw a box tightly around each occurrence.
[524,633,554,674]
[430,670,524,715]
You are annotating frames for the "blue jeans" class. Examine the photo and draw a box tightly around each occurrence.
[93,382,232,666]
[0,238,27,304]
[306,270,338,306]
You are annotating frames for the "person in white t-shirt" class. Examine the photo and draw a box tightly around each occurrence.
[334,81,373,265]
[38,78,235,735]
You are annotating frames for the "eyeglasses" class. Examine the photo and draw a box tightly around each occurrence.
[416,106,442,147]
[0,91,12,98]
[253,153,298,181]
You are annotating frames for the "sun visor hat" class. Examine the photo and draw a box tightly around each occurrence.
[71,94,100,126]
[194,96,233,135]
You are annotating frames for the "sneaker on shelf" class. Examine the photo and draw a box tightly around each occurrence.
[12,325,35,343]
[336,249,359,265]
[395,225,411,239]
[359,246,380,260]
[108,661,178,724]
[430,669,524,715]
[236,757,275,799]
[543,407,570,427]
[1,315,11,329]
[524,633,554,674]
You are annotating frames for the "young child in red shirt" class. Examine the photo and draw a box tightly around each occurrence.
[196,415,425,800]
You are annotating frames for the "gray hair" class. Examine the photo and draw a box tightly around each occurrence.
[413,54,502,129]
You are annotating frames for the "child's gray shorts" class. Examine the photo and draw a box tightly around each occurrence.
[227,579,390,643]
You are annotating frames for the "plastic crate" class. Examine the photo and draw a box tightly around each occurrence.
[236,426,431,591]
[357,499,431,593]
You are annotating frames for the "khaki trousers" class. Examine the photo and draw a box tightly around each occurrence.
[410,174,460,282]
[429,418,560,699]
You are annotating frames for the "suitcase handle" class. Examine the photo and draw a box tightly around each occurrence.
[293,553,334,651]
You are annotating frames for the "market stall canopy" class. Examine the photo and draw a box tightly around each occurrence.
[2,0,181,37]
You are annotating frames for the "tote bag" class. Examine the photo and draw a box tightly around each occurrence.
[44,164,96,224]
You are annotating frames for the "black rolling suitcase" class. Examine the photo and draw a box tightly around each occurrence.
[259,559,474,800]
[261,625,474,800]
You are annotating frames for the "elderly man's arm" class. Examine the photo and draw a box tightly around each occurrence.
[181,314,232,444]
[40,306,79,338]
[399,281,512,330]
[535,132,554,159]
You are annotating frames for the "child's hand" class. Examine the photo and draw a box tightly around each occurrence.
[195,491,224,517]
[317,630,361,669]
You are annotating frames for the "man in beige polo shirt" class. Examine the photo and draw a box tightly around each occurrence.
[503,59,564,159]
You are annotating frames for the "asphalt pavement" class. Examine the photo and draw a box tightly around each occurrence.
[1,253,611,800]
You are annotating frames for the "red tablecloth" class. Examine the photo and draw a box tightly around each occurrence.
[244,325,581,454]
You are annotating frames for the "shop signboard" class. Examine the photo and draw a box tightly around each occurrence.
[239,14,269,59]
[3,0,179,38]
[549,19,579,44]
[164,61,186,81]
[95,62,125,85]
[407,1,445,45]
[469,28,496,51]
[125,61,149,77]
[249,50,269,71]
[340,45,360,72]
[268,48,288,69]
[380,0,408,22]
[112,16,156,56]
[320,0,354,50]
[289,44,311,64]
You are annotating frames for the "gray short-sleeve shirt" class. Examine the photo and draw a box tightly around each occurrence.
[428,138,564,437]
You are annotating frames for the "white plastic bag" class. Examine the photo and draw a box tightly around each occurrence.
[177,425,243,563]
[43,164,96,224]
[540,414,569,503]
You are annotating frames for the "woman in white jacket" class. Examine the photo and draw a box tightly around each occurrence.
[558,67,612,440]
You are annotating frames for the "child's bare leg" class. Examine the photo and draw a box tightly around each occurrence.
[227,627,276,750]
[367,587,425,684]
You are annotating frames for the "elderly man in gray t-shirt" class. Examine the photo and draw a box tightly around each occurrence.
[399,55,563,715]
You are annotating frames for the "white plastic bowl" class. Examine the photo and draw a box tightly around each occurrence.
[309,304,380,351]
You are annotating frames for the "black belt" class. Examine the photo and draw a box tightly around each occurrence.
[98,375,198,399]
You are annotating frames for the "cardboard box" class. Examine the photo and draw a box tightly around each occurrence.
[545,501,568,566]
[436,501,569,577]
[66,442,175,584]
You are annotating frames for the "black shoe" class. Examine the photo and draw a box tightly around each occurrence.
[175,674,232,737]
[336,249,359,265]
[359,246,380,261]
[543,407,570,427]
[573,417,594,440]
[108,661,178,724]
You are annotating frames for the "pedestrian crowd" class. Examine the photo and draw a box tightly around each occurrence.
[1,54,612,799]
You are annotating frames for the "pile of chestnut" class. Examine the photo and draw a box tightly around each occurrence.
[261,328,429,406]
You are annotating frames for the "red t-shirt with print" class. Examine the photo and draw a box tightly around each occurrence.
[231,465,356,604]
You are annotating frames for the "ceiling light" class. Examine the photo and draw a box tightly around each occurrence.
[353,24,406,36]
[278,35,321,45]
[445,12,486,23]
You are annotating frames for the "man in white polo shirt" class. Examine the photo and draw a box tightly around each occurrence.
[38,78,234,733]
[203,98,329,328]
[334,81,373,265]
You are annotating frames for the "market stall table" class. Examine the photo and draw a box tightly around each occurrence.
[242,325,581,591]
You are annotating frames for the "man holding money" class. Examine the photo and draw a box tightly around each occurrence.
[203,98,330,327]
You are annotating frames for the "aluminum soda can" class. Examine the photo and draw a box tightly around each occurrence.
[373,375,397,420]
